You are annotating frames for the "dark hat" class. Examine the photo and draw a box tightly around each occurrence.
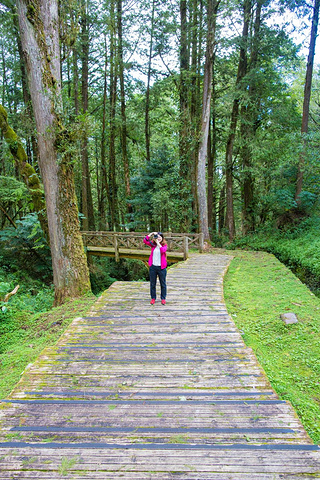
[158,232,163,237]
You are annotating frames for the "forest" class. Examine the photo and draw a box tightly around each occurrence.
[0,0,319,311]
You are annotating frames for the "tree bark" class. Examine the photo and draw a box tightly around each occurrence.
[295,0,319,203]
[16,0,91,305]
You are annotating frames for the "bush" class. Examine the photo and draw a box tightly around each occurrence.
[89,257,148,295]
[229,217,320,294]
[0,213,52,283]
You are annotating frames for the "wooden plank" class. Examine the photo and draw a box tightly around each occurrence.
[86,246,184,263]
[0,253,318,477]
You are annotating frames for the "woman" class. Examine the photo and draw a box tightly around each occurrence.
[143,232,167,305]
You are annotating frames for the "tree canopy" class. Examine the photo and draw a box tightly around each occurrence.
[0,0,319,300]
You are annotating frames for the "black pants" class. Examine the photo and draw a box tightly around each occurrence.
[149,265,167,300]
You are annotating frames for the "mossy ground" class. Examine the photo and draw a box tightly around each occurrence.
[224,250,320,443]
[0,294,96,399]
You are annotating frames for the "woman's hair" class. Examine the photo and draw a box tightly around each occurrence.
[152,232,167,246]
[158,232,167,246]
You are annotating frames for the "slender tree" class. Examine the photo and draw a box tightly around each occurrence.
[99,33,108,230]
[117,0,131,216]
[80,0,95,230]
[207,64,217,236]
[295,0,320,203]
[225,0,251,240]
[240,0,262,234]
[197,0,219,241]
[145,0,156,163]
[108,0,118,229]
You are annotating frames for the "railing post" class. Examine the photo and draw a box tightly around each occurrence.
[114,234,120,262]
[183,236,189,260]
[199,233,204,253]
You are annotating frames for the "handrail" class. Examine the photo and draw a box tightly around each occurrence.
[81,231,204,262]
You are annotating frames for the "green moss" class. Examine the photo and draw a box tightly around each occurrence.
[224,250,320,443]
[0,295,96,399]
[0,104,46,224]
[26,4,36,24]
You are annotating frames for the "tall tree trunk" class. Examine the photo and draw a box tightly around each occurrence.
[190,0,200,224]
[73,45,79,116]
[295,0,319,203]
[145,0,155,163]
[99,34,108,230]
[13,10,39,165]
[80,0,95,230]
[225,0,251,240]
[1,43,8,109]
[16,0,91,305]
[108,0,118,230]
[179,0,189,173]
[179,0,191,231]
[207,55,217,235]
[241,0,262,234]
[117,0,131,220]
[218,184,226,234]
[197,0,218,241]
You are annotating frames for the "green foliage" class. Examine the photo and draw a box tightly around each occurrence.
[89,257,148,295]
[229,216,320,295]
[224,250,320,443]
[0,176,32,228]
[129,146,185,231]
[0,213,52,282]
[0,176,30,206]
[0,260,55,365]
[0,282,11,300]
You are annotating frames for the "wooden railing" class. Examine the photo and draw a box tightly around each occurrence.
[81,231,204,262]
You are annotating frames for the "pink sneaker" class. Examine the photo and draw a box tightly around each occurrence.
[150,299,155,305]
[161,299,166,305]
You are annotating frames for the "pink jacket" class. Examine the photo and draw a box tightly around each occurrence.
[143,235,168,269]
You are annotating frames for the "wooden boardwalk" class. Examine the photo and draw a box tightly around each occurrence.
[0,253,319,479]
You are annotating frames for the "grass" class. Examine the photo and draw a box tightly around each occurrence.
[228,217,320,295]
[0,294,96,399]
[58,456,80,476]
[224,250,320,444]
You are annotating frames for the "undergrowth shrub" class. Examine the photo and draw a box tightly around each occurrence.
[89,257,148,295]
[229,217,320,294]
[0,213,52,283]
